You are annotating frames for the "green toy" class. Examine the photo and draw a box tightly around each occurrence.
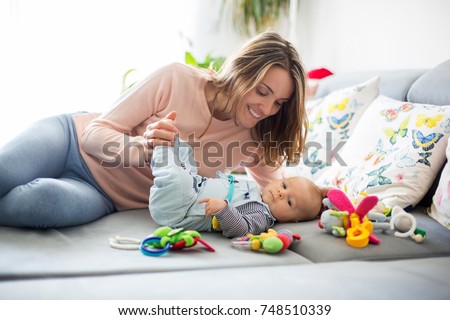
[140,226,215,256]
[231,228,301,254]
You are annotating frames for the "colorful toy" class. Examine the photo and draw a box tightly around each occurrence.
[109,226,215,256]
[140,226,215,256]
[347,191,393,216]
[390,206,426,243]
[320,190,426,246]
[318,189,380,248]
[231,228,301,254]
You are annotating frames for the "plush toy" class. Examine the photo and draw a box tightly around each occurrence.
[322,191,392,232]
[320,191,426,246]
[319,189,380,248]
[349,191,393,216]
[231,228,301,254]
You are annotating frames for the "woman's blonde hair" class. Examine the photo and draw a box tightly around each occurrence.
[211,30,307,168]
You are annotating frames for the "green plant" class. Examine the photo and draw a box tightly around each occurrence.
[227,0,290,36]
[121,68,138,93]
[185,51,226,71]
[120,52,226,95]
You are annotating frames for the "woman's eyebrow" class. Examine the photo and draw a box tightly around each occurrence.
[261,82,274,94]
[262,82,290,101]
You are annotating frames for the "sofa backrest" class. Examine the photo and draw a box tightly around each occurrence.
[315,69,427,101]
[315,58,450,105]
[407,59,450,106]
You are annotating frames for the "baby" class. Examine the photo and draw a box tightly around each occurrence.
[149,139,328,238]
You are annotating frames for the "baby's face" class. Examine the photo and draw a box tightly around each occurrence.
[261,176,322,222]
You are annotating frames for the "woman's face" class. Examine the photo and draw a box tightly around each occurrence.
[235,66,294,128]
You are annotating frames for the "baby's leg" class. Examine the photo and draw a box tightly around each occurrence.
[149,145,200,226]
[174,139,198,176]
[174,138,206,191]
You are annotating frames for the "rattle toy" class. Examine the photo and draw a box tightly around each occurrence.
[231,228,301,254]
[140,226,215,256]
[319,189,380,248]
[108,226,215,256]
[390,206,426,243]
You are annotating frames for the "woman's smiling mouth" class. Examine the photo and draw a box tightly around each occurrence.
[248,105,262,119]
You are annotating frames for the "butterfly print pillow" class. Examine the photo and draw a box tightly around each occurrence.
[316,95,450,210]
[428,139,450,229]
[285,76,380,180]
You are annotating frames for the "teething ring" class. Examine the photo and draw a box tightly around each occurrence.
[108,236,141,250]
[390,211,416,238]
[140,236,170,257]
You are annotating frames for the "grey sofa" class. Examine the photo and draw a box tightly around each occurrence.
[1,60,450,300]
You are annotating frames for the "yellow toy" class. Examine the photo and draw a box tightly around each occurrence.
[231,229,301,254]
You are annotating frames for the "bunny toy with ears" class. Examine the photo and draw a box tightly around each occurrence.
[319,189,380,248]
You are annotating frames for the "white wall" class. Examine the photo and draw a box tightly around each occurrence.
[183,0,292,60]
[0,0,290,147]
[295,0,450,72]
[0,0,193,146]
[1,0,449,147]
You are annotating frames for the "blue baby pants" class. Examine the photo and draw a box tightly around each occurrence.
[0,114,116,229]
[149,140,214,231]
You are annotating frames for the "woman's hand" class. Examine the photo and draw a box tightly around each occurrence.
[143,111,178,149]
[198,197,228,217]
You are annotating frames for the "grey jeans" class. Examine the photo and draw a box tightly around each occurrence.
[0,113,115,229]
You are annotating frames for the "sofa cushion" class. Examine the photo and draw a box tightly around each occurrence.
[282,206,450,263]
[428,137,450,228]
[406,59,450,207]
[0,209,312,280]
[407,59,450,106]
[285,76,380,179]
[315,95,450,209]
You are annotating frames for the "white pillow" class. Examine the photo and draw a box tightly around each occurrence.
[284,76,380,180]
[316,95,450,209]
[428,138,450,228]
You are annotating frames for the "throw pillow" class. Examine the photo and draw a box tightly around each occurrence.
[284,76,380,180]
[316,95,450,209]
[427,139,450,228]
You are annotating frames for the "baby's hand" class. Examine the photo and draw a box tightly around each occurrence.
[198,197,227,217]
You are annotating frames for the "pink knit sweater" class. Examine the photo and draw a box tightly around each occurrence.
[72,63,281,210]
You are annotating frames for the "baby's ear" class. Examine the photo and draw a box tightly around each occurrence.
[319,186,333,198]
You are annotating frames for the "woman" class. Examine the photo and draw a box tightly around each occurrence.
[0,31,308,228]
